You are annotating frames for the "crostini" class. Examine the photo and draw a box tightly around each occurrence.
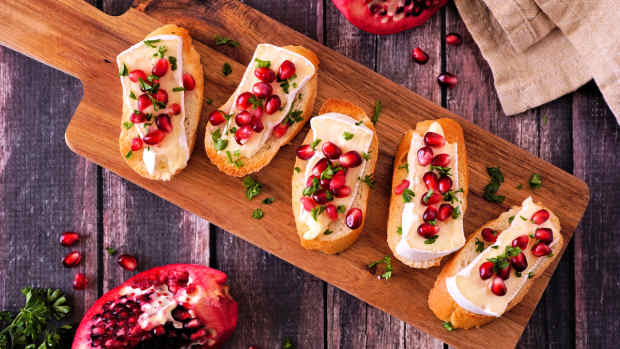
[117,24,204,181]
[387,119,468,268]
[205,44,319,177]
[428,196,563,329]
[291,99,379,254]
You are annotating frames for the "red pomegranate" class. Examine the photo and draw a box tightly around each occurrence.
[264,95,281,114]
[312,190,332,205]
[73,273,87,290]
[437,73,458,88]
[345,208,363,229]
[326,204,338,220]
[130,111,146,124]
[72,264,237,349]
[251,118,264,133]
[431,153,450,167]
[301,197,316,212]
[417,223,439,238]
[437,176,452,194]
[118,254,138,271]
[423,206,437,222]
[209,110,227,126]
[311,158,330,177]
[129,69,147,83]
[143,129,165,145]
[63,251,82,268]
[329,171,347,191]
[421,191,442,206]
[393,179,410,195]
[235,111,253,127]
[445,33,463,46]
[339,151,362,168]
[236,92,254,110]
[497,263,511,280]
[234,126,253,145]
[154,89,168,105]
[254,67,275,83]
[532,242,552,257]
[170,103,181,115]
[156,114,173,133]
[510,253,528,272]
[272,123,288,138]
[137,94,152,112]
[334,185,351,198]
[251,82,273,99]
[131,137,143,151]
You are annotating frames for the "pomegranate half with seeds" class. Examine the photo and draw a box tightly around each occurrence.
[72,264,237,349]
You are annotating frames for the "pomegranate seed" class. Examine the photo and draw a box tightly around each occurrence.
[334,185,351,198]
[152,58,169,77]
[252,117,264,132]
[154,89,168,105]
[394,179,410,195]
[131,137,143,151]
[235,111,253,126]
[423,171,438,190]
[172,307,191,322]
[62,251,82,268]
[252,82,273,98]
[326,204,338,220]
[169,103,181,115]
[60,232,80,247]
[301,197,316,212]
[278,60,296,80]
[446,33,463,46]
[329,172,347,191]
[423,206,438,222]
[182,73,196,91]
[510,253,528,272]
[153,325,166,336]
[417,146,434,166]
[339,151,362,168]
[320,177,331,190]
[130,111,146,123]
[73,272,87,290]
[479,261,494,280]
[129,69,147,83]
[424,132,445,147]
[312,158,330,177]
[137,94,152,112]
[417,223,439,238]
[252,104,264,119]
[532,242,552,257]
[421,191,442,206]
[254,67,276,83]
[490,276,507,296]
[272,123,288,138]
[156,114,172,133]
[264,95,281,114]
[208,110,227,126]
[117,254,138,271]
[143,129,165,145]
[437,204,453,221]
[438,73,458,88]
[437,176,452,194]
[535,228,554,244]
[481,228,498,243]
[345,208,363,229]
[296,145,315,160]
[306,175,320,187]
[235,126,253,145]
[512,235,529,250]
[236,92,254,110]
[411,47,429,64]
[531,209,550,225]
[312,190,332,205]
[497,263,511,280]
[432,153,450,167]
[322,142,342,159]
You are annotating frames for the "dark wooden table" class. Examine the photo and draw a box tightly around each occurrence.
[0,0,618,348]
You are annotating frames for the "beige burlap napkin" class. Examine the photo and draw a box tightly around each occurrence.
[454,0,620,123]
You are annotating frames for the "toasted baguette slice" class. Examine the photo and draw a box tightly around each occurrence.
[387,119,468,268]
[428,197,564,329]
[292,99,379,254]
[205,45,319,177]
[119,24,204,181]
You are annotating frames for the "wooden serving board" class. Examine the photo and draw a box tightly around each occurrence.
[0,0,589,347]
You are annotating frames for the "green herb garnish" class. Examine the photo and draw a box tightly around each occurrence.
[483,166,505,203]
[475,238,484,252]
[105,247,117,256]
[294,166,301,173]
[125,150,133,159]
[262,198,274,204]
[214,35,240,47]
[118,62,128,76]
[360,175,376,189]
[129,91,137,99]
[509,216,515,224]
[254,58,271,68]
[143,39,160,48]
[324,229,333,235]
[252,208,264,219]
[343,132,354,140]
[397,226,402,235]
[487,246,522,272]
[398,163,409,173]
[211,129,228,151]
[371,100,382,125]
[337,205,346,214]
[402,188,415,203]
[222,63,232,76]
[168,56,177,71]
[442,321,454,331]
[368,255,393,280]
[311,138,321,150]
[242,176,262,200]
[123,121,133,130]
[529,173,542,189]
[424,236,438,244]
[172,86,185,92]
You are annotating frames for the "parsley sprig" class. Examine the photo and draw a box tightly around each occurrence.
[368,255,393,280]
[242,176,262,200]
[483,167,505,203]
[487,246,522,272]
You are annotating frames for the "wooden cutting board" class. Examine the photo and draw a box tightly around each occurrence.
[0,0,589,347]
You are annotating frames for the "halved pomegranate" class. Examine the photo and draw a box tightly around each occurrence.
[331,0,448,35]
[72,264,237,349]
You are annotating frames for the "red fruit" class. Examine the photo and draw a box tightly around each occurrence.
[130,111,146,123]
[326,204,338,220]
[331,0,448,35]
[481,228,498,243]
[417,223,439,238]
[152,58,169,77]
[322,142,342,159]
[417,146,434,166]
[209,110,227,126]
[131,137,143,151]
[117,254,138,271]
[510,253,528,272]
[306,175,320,188]
[254,67,276,83]
[183,73,196,91]
[234,126,253,145]
[437,176,452,193]
[72,264,237,349]
[432,153,450,167]
[264,95,281,114]
[137,94,152,112]
[423,206,437,222]
[252,117,264,133]
[394,179,410,195]
[301,197,316,212]
[411,47,429,64]
[437,204,453,221]
[334,185,352,198]
[73,273,87,290]
[236,92,254,110]
[446,32,463,46]
[345,208,363,229]
[424,132,445,147]
[60,232,80,247]
[490,276,507,296]
[278,60,296,80]
[535,228,554,244]
[62,251,82,268]
[252,104,264,119]
[437,72,458,88]
[129,69,147,83]
[272,123,288,138]
[312,190,332,205]
[497,263,511,280]
[154,89,168,105]
[512,235,530,250]
[422,171,438,190]
[421,191,442,206]
[155,114,172,133]
[169,103,181,115]
[329,171,347,191]
[531,209,550,225]
[235,111,253,126]
[320,177,331,190]
[312,158,330,177]
[339,151,362,168]
[252,82,273,98]
[143,129,165,145]
[479,261,494,280]
[532,242,552,257]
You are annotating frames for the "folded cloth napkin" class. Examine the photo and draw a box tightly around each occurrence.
[454,0,620,123]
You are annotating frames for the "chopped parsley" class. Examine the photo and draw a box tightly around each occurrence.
[214,35,240,47]
[123,121,133,130]
[311,138,322,150]
[430,165,452,177]
[483,166,505,203]
[475,238,484,252]
[226,150,243,168]
[508,216,515,224]
[254,58,271,68]
[206,97,213,105]
[143,39,160,48]
[105,247,117,256]
[361,151,370,160]
[323,229,333,235]
[442,321,454,331]
[487,246,522,272]
[368,255,393,280]
[371,100,382,125]
[118,62,128,76]
[452,206,461,219]
[279,73,297,94]
[343,132,354,140]
[320,163,343,181]
[402,188,415,202]
[529,173,542,189]
[311,205,325,221]
[516,271,522,278]
[424,236,438,244]
[222,63,232,76]
[360,175,376,189]
[520,216,527,221]
[337,205,346,214]
[211,129,228,151]
[262,198,274,204]
[443,188,463,204]
[252,208,264,219]
[156,45,167,58]
[294,166,301,173]
[303,177,320,196]
[397,226,402,235]
[125,150,133,159]
[129,91,137,99]
[242,176,262,200]
[398,163,409,173]
[528,272,534,279]
[172,86,185,92]
[168,56,177,71]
